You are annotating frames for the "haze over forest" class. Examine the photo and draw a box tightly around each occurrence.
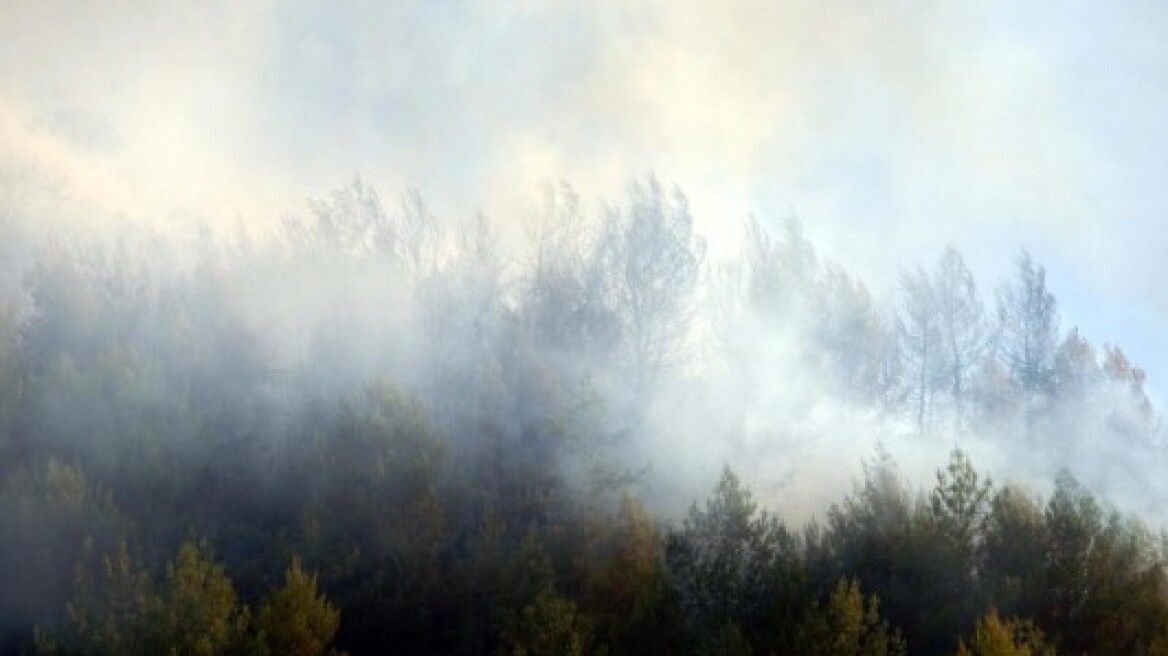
[3,2,1168,655]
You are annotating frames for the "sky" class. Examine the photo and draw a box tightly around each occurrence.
[2,0,1167,402]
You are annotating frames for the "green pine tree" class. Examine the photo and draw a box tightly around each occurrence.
[256,557,342,656]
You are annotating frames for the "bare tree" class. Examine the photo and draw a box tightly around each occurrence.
[397,186,440,275]
[605,175,706,401]
[933,247,988,422]
[899,265,940,433]
[520,182,620,359]
[290,177,392,256]
[996,250,1059,394]
[742,216,817,318]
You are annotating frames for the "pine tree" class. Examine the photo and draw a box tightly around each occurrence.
[146,539,248,656]
[954,610,1054,656]
[665,467,799,647]
[40,539,155,655]
[927,449,993,557]
[256,557,342,656]
[796,578,907,656]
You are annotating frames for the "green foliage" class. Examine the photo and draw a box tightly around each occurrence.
[663,462,808,648]
[665,466,804,651]
[796,578,906,656]
[910,449,994,652]
[301,381,445,562]
[818,448,915,635]
[927,449,992,551]
[954,610,1054,656]
[147,539,249,656]
[256,557,342,656]
[42,541,349,656]
[981,484,1046,624]
[39,539,154,655]
[829,448,914,554]
[10,215,1168,656]
[290,381,449,651]
[499,588,590,656]
[580,496,685,655]
[0,460,131,648]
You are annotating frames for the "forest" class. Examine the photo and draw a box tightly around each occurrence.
[0,175,1166,655]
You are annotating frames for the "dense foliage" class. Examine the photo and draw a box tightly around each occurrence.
[1,177,1165,654]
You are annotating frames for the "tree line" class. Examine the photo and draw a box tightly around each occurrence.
[0,175,1164,654]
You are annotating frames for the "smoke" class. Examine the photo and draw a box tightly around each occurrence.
[2,0,1168,550]
[2,164,1165,527]
[4,1,1168,406]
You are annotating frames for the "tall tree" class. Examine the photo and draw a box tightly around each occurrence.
[742,216,818,317]
[898,265,941,433]
[665,467,801,649]
[147,540,248,656]
[927,449,992,565]
[1100,344,1155,442]
[996,251,1059,395]
[256,557,342,656]
[933,247,988,422]
[916,450,994,650]
[815,264,890,402]
[397,186,440,275]
[981,485,1045,619]
[42,540,155,655]
[605,175,705,402]
[521,183,620,364]
[1052,327,1098,398]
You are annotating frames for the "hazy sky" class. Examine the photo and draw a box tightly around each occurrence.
[2,0,1167,401]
